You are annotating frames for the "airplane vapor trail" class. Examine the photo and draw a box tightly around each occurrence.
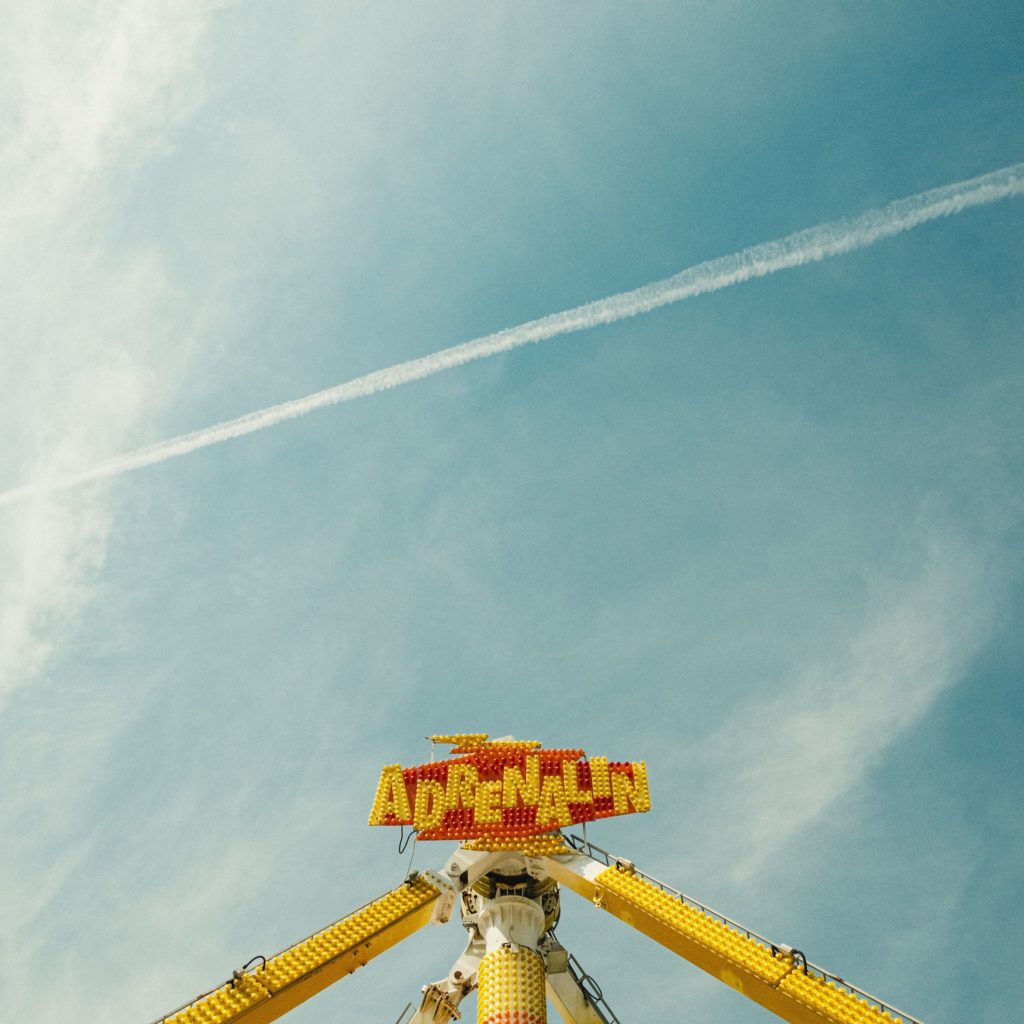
[3,161,1023,507]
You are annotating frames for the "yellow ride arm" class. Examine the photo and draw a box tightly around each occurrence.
[543,838,920,1024]
[153,873,445,1024]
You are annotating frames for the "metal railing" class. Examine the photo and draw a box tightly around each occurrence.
[563,833,923,1024]
[565,951,622,1024]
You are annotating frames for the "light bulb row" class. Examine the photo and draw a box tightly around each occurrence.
[478,946,546,1024]
[169,879,439,1024]
[780,970,903,1024]
[463,834,567,856]
[595,868,789,985]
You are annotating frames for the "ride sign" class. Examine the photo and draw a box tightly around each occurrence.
[368,734,650,849]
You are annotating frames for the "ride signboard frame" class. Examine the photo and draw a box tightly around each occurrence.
[368,734,651,846]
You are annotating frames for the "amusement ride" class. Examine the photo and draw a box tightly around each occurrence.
[152,734,921,1024]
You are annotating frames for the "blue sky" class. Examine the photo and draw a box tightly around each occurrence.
[1,3,1022,1022]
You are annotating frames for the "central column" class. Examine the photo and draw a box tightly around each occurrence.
[476,897,547,1024]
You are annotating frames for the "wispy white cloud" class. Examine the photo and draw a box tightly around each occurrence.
[0,2,219,226]
[0,684,375,1022]
[2,160,1021,506]
[688,526,1003,882]
[0,1,226,709]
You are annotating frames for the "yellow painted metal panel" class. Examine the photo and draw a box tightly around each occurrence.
[157,875,442,1024]
[547,859,907,1024]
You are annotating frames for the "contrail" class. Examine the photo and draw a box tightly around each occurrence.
[3,161,1023,507]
